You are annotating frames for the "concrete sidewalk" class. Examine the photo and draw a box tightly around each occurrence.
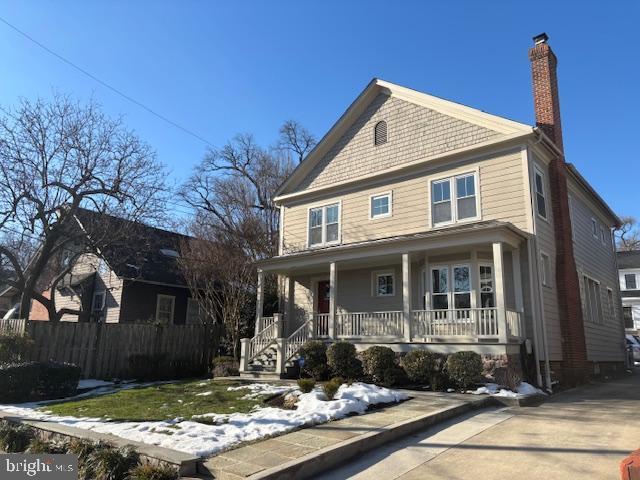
[316,374,640,480]
[199,390,492,479]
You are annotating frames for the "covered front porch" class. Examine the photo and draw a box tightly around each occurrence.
[241,222,530,375]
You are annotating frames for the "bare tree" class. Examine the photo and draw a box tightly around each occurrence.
[278,119,317,163]
[0,95,167,321]
[178,224,254,359]
[616,216,640,251]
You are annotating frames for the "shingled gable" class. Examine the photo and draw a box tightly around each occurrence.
[275,78,533,199]
[73,208,192,287]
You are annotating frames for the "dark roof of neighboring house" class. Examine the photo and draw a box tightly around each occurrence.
[617,250,640,270]
[74,208,193,287]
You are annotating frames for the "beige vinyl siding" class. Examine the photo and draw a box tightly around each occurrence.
[569,179,625,361]
[530,154,562,361]
[282,148,528,253]
[59,253,123,323]
[296,94,502,192]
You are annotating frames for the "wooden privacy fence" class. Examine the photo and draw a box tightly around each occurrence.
[0,319,221,380]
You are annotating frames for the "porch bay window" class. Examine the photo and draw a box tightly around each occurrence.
[431,267,449,309]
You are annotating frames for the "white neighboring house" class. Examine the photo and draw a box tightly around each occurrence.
[618,251,640,332]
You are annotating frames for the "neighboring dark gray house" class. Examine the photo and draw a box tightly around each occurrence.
[24,209,205,325]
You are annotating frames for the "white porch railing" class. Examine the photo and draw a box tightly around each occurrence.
[314,313,330,337]
[336,311,404,337]
[285,319,312,362]
[506,309,524,339]
[247,319,278,362]
[411,308,498,338]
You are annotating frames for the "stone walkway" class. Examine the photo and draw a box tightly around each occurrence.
[198,391,492,479]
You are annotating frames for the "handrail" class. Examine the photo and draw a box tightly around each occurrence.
[247,320,278,362]
[284,319,312,363]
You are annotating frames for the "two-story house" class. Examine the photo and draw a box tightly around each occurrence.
[617,250,640,332]
[7,209,206,325]
[240,34,624,390]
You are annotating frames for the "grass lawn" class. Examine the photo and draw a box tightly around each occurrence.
[40,380,266,422]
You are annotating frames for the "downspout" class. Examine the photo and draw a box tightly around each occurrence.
[527,138,553,391]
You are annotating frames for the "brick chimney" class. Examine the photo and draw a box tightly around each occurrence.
[528,33,589,386]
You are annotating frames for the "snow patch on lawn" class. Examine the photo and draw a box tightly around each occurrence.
[469,382,546,398]
[0,382,408,457]
[226,383,294,400]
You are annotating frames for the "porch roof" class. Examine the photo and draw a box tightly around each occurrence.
[258,220,529,273]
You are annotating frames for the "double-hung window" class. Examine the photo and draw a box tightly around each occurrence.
[374,272,394,297]
[91,291,106,322]
[625,274,637,290]
[308,203,340,247]
[156,294,175,324]
[540,253,551,287]
[534,168,547,220]
[479,265,495,308]
[582,275,602,324]
[431,172,477,226]
[623,306,634,329]
[370,192,392,219]
[453,265,471,310]
[431,267,449,310]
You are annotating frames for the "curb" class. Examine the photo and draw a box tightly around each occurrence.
[0,412,199,476]
[247,396,496,480]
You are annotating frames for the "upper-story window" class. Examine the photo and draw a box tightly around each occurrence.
[308,203,340,247]
[431,172,478,226]
[625,273,637,290]
[540,252,552,287]
[370,192,392,219]
[600,225,607,246]
[534,167,547,220]
[374,121,387,146]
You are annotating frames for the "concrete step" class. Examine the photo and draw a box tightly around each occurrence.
[240,371,282,380]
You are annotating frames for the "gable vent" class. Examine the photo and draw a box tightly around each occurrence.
[374,120,387,146]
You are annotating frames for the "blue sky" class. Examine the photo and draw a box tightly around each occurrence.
[1,1,638,221]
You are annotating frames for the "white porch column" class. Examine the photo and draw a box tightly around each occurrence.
[274,313,283,339]
[423,254,430,310]
[470,250,478,309]
[402,253,412,342]
[239,338,250,373]
[255,269,264,335]
[274,337,285,376]
[329,262,337,339]
[511,248,524,338]
[286,276,295,335]
[493,242,508,343]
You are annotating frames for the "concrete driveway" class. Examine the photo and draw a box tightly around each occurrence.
[316,374,640,480]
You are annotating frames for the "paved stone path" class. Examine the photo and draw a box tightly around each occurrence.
[199,390,489,479]
[315,374,640,480]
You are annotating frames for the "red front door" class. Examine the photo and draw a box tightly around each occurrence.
[317,280,330,314]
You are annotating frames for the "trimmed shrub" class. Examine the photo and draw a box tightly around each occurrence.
[361,346,397,384]
[297,378,316,393]
[127,464,179,480]
[322,378,342,401]
[0,362,39,402]
[0,424,34,452]
[298,341,328,380]
[430,355,450,392]
[212,356,239,377]
[0,332,33,364]
[326,342,362,381]
[402,350,435,385]
[446,351,483,389]
[26,437,69,454]
[36,361,81,399]
[382,367,406,387]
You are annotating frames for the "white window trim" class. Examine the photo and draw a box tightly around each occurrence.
[582,273,603,324]
[540,251,552,288]
[452,263,472,308]
[306,201,342,248]
[599,225,607,246]
[429,169,481,228]
[91,290,106,313]
[591,217,598,239]
[606,287,615,321]
[156,294,176,324]
[369,191,393,220]
[478,262,496,308]
[429,264,451,309]
[533,166,548,222]
[372,270,395,297]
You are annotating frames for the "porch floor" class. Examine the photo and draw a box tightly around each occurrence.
[200,390,492,479]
